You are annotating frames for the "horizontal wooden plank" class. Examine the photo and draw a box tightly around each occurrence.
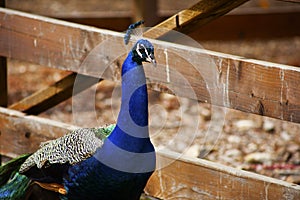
[6,0,300,38]
[6,0,249,19]
[146,150,300,200]
[1,107,299,199]
[230,0,300,14]
[9,73,101,115]
[0,8,118,72]
[0,107,77,158]
[6,0,245,115]
[5,0,300,19]
[1,8,300,123]
[6,0,133,18]
[278,0,300,3]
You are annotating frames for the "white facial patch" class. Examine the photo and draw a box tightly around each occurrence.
[136,43,151,60]
[136,43,143,58]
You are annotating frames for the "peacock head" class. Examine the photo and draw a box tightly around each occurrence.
[131,39,156,67]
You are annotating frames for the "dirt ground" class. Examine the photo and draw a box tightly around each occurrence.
[6,35,300,185]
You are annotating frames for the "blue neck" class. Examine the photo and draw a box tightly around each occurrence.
[118,52,148,127]
[107,51,152,153]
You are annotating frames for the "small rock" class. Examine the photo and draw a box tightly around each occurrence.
[224,149,242,157]
[247,143,258,153]
[291,151,300,165]
[184,144,201,158]
[199,107,211,121]
[234,120,258,131]
[286,175,300,184]
[280,131,291,141]
[263,119,275,133]
[227,135,241,143]
[175,141,188,153]
[244,152,273,164]
[287,144,300,153]
[160,93,179,110]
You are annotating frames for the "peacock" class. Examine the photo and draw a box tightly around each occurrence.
[0,21,157,200]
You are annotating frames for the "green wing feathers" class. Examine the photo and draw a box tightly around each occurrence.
[92,124,115,140]
[0,154,31,186]
[0,154,32,200]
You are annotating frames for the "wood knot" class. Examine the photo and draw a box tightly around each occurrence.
[25,132,31,138]
[257,100,265,116]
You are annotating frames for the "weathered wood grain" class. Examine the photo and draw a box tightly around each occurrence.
[4,0,200,18]
[6,0,300,38]
[3,0,248,116]
[6,0,132,18]
[145,150,300,200]
[0,107,77,158]
[1,8,300,123]
[9,73,102,115]
[144,0,249,38]
[1,107,300,199]
[0,8,116,72]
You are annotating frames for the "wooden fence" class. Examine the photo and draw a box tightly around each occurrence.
[1,0,300,199]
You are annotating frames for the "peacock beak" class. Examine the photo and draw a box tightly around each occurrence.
[146,53,157,67]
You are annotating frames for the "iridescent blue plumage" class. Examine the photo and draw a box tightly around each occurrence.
[63,39,156,199]
[0,36,156,199]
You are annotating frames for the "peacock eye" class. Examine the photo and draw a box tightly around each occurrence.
[139,48,145,54]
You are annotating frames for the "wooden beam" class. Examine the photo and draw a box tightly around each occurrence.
[0,0,252,69]
[4,0,211,19]
[0,107,299,199]
[0,1,7,108]
[0,107,77,158]
[0,57,7,107]
[5,0,300,20]
[5,0,248,116]
[144,0,249,39]
[5,0,132,18]
[0,0,4,7]
[0,0,5,166]
[277,0,300,3]
[1,8,300,123]
[9,73,101,115]
[145,150,300,200]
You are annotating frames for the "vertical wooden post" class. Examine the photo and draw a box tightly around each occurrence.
[0,0,7,108]
[132,0,160,27]
[0,57,7,108]
[0,0,6,165]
